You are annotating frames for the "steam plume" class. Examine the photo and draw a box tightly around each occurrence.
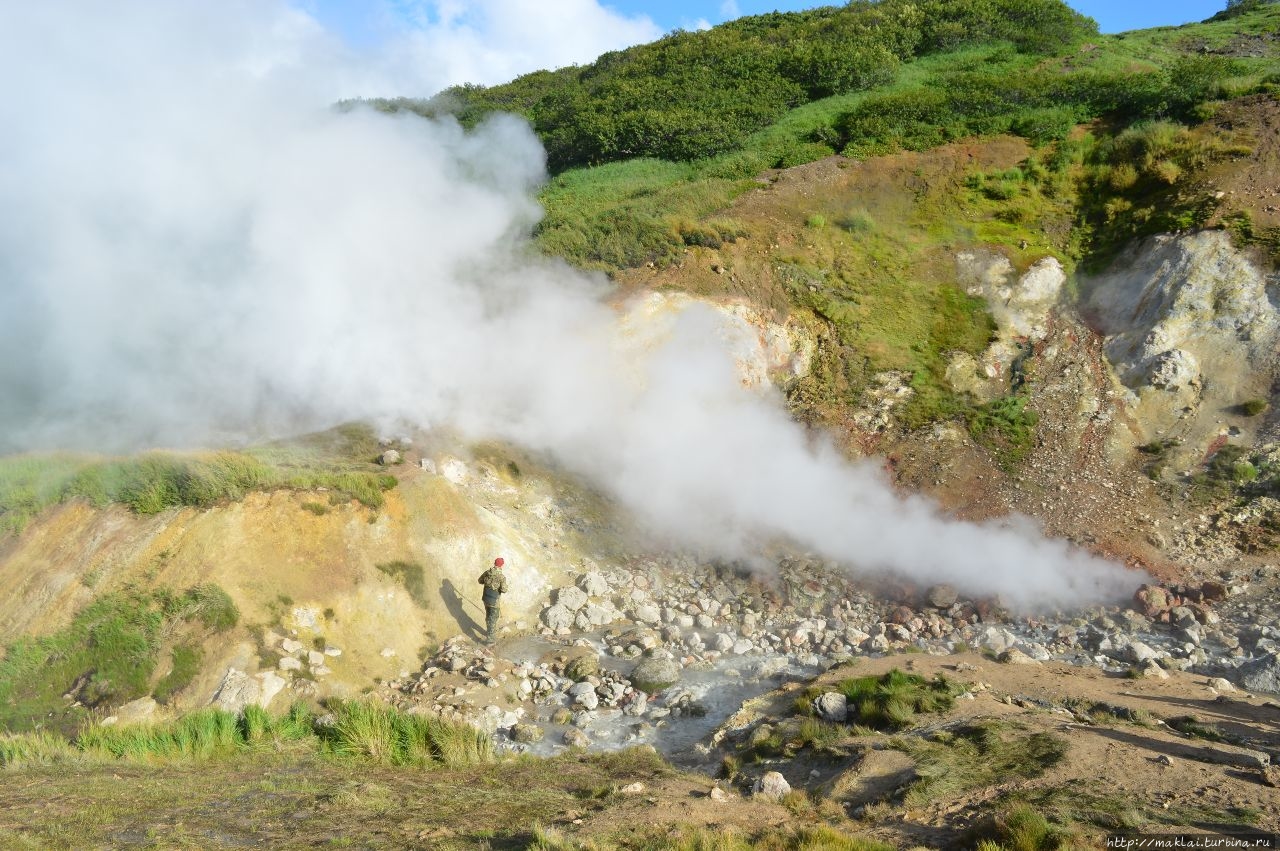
[0,2,1143,610]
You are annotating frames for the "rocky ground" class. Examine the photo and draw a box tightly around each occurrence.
[365,551,1280,832]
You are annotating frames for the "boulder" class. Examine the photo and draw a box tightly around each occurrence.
[812,692,848,723]
[579,571,611,597]
[1125,641,1160,664]
[563,728,591,748]
[630,657,681,693]
[377,449,401,465]
[752,771,791,801]
[979,626,1017,654]
[211,668,286,713]
[584,602,620,626]
[997,648,1040,666]
[568,682,600,710]
[557,586,589,611]
[105,696,160,726]
[1200,580,1228,602]
[633,602,662,625]
[511,723,544,744]
[1235,653,1280,695]
[564,653,601,682]
[926,584,958,609]
[542,603,574,631]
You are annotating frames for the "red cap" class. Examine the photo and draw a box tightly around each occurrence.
[494,557,505,567]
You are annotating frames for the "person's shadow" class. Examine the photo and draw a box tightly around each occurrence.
[440,578,485,641]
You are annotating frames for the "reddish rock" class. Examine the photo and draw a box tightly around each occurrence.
[1201,580,1228,602]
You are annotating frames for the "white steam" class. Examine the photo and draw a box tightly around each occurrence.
[0,3,1142,610]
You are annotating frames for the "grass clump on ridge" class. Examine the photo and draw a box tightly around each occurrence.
[0,584,239,733]
[0,423,399,537]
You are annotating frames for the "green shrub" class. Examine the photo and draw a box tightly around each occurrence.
[1241,399,1269,417]
[968,394,1040,465]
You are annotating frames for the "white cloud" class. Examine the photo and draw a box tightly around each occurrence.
[346,0,663,95]
[719,0,742,20]
[0,1,1144,611]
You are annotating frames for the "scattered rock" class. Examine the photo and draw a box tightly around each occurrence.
[563,728,591,748]
[997,648,1040,666]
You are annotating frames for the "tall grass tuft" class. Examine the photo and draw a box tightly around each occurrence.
[318,699,494,767]
[838,669,958,730]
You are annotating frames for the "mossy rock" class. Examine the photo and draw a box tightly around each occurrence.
[564,653,601,683]
[629,657,680,693]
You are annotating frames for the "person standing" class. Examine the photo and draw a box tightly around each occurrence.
[478,557,508,645]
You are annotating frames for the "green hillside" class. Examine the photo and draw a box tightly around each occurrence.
[359,0,1276,276]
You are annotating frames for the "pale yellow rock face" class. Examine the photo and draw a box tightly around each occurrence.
[1084,231,1277,467]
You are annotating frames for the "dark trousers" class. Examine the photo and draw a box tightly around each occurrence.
[484,601,500,642]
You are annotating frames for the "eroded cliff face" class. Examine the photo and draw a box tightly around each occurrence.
[0,443,633,706]
[1083,231,1280,470]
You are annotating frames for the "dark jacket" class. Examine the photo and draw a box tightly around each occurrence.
[478,567,508,605]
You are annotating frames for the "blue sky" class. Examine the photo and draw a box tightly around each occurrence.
[602,0,1228,34]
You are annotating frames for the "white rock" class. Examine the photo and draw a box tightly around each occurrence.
[979,627,1018,654]
[813,692,848,722]
[439,457,469,484]
[278,657,303,672]
[557,586,589,611]
[543,604,574,631]
[569,682,599,710]
[1126,641,1160,664]
[579,572,611,597]
[752,771,791,800]
[634,602,662,625]
[109,697,159,726]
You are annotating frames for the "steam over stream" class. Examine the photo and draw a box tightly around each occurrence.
[0,3,1143,610]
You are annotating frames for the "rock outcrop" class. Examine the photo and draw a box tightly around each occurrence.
[1084,231,1279,465]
